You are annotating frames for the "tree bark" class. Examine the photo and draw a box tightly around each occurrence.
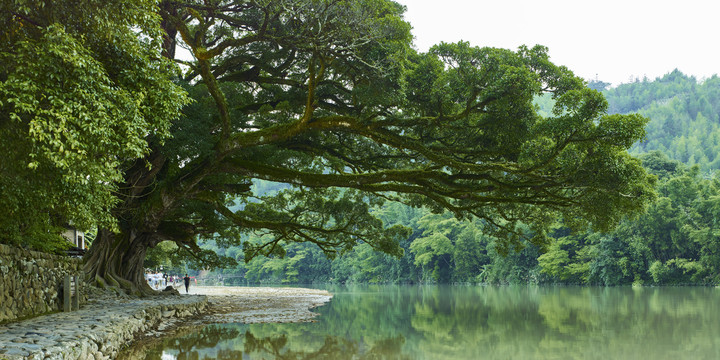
[84,228,156,296]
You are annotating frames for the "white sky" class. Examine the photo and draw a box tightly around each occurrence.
[396,0,720,87]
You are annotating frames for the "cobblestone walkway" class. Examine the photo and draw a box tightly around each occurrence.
[0,286,331,360]
[0,293,207,360]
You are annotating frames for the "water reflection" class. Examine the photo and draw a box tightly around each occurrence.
[121,286,720,359]
[244,331,410,360]
[121,324,410,360]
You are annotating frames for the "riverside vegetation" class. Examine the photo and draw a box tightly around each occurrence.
[173,71,720,287]
[4,2,717,358]
[1,0,655,294]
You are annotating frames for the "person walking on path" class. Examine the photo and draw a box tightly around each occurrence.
[183,274,191,293]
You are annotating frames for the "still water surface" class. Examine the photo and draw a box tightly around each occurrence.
[129,285,720,359]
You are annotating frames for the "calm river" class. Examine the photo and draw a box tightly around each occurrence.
[126,285,720,359]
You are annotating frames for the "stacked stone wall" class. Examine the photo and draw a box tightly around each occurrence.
[0,243,83,323]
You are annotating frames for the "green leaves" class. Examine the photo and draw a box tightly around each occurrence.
[15,0,652,291]
[0,0,188,249]
[154,0,655,271]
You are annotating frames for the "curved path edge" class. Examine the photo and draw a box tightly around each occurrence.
[0,286,332,360]
[0,292,208,360]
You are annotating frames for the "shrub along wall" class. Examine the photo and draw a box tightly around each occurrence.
[0,243,84,323]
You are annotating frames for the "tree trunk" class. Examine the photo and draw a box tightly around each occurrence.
[84,228,156,296]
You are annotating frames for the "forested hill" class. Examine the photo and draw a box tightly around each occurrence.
[599,70,720,171]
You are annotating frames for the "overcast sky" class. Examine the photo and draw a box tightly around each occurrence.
[396,0,720,87]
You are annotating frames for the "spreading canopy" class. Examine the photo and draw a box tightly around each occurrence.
[1,0,654,293]
[154,0,654,263]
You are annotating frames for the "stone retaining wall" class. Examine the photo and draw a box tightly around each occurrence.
[0,243,84,323]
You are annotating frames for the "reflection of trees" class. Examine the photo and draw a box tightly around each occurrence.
[118,325,241,360]
[178,325,241,354]
[121,323,410,360]
[244,331,410,360]
[407,286,548,358]
[398,285,720,359]
[532,286,720,359]
[123,286,720,360]
[405,286,720,359]
[123,325,240,360]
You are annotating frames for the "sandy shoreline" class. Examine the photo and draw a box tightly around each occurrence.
[184,285,333,324]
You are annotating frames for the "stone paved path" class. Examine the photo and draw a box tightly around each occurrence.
[0,286,331,360]
[0,291,207,360]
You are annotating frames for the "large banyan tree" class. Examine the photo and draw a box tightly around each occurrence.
[2,0,655,294]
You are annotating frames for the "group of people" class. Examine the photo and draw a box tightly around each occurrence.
[145,271,194,293]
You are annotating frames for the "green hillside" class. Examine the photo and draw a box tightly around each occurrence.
[603,70,720,171]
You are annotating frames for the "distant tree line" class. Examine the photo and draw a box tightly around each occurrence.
[604,70,720,172]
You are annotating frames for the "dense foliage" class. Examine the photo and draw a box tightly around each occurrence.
[3,0,652,294]
[112,0,654,295]
[0,0,187,251]
[193,150,720,286]
[187,71,720,286]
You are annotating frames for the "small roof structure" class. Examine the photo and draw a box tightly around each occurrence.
[62,226,86,249]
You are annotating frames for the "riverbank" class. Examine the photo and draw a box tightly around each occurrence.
[0,286,332,360]
[184,286,333,324]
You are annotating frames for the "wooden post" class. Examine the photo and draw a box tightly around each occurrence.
[71,275,79,310]
[63,275,71,312]
[63,275,80,311]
